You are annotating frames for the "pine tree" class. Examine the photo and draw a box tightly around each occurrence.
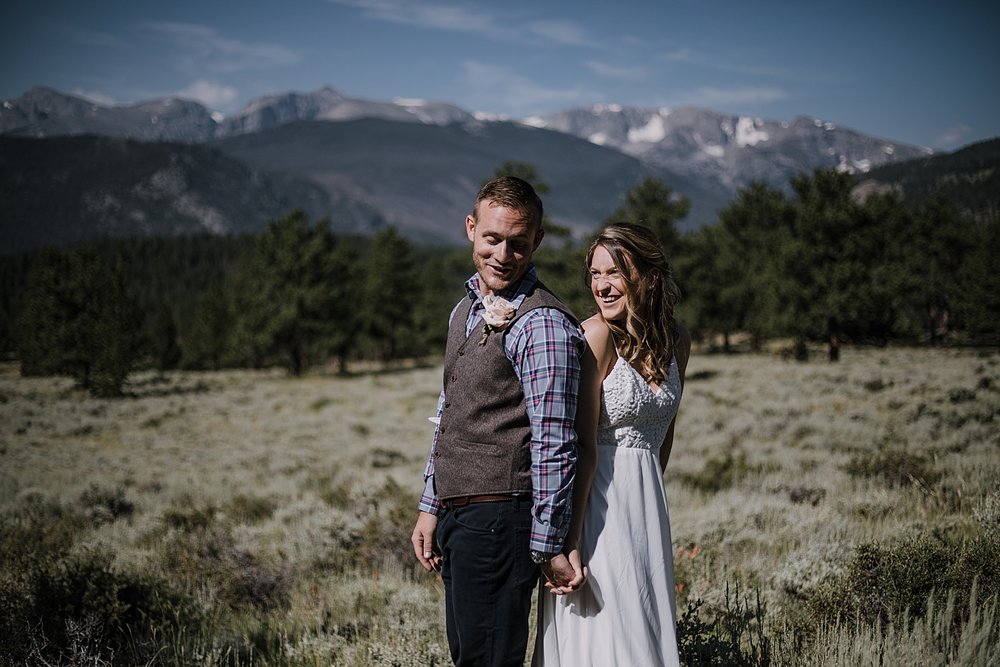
[361,226,416,361]
[18,246,141,396]
[604,177,690,251]
[224,210,356,375]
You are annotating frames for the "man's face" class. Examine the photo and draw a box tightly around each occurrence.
[466,201,543,296]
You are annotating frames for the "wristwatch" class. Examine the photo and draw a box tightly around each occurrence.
[530,549,555,565]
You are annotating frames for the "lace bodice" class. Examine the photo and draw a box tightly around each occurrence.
[596,355,682,451]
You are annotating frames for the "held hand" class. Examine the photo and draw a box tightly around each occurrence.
[410,511,442,572]
[543,548,587,595]
[540,552,585,595]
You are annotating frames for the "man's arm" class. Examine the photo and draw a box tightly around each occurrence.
[412,390,444,571]
[508,308,585,589]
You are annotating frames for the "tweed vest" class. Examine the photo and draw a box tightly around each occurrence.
[433,281,576,500]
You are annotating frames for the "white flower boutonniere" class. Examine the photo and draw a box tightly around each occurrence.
[478,295,517,346]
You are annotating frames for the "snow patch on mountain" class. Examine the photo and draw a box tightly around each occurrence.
[735,117,769,147]
[628,115,666,143]
[702,143,725,158]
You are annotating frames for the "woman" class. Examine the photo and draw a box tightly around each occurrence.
[534,223,691,666]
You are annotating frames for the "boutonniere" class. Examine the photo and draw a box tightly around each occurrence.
[478,295,517,346]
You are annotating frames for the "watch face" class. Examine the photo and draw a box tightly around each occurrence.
[530,550,550,564]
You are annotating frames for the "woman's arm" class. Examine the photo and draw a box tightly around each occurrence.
[659,324,692,473]
[564,317,616,551]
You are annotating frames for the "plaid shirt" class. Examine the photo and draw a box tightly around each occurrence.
[419,266,584,553]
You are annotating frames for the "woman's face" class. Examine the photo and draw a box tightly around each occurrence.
[590,244,628,322]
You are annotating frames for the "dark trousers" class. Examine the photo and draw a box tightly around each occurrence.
[437,497,539,667]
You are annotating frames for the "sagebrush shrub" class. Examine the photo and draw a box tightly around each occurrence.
[843,447,940,488]
[79,483,134,526]
[679,450,762,494]
[2,548,197,666]
[808,531,1000,631]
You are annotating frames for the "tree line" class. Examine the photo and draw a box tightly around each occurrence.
[3,165,997,396]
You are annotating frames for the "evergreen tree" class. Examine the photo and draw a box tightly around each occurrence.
[901,194,976,343]
[954,216,1000,343]
[18,246,141,396]
[325,238,364,373]
[361,226,416,361]
[181,285,232,370]
[684,182,793,351]
[779,170,900,359]
[604,177,690,251]
[408,248,469,358]
[225,210,353,375]
[489,161,573,241]
[146,303,182,374]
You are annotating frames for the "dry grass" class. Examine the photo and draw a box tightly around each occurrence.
[1,346,998,665]
[668,347,999,611]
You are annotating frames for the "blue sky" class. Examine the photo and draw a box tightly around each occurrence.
[2,0,997,150]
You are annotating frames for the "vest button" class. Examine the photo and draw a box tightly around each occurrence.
[439,426,446,434]
[450,374,457,383]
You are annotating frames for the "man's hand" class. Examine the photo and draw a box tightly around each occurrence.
[411,511,441,572]
[539,551,585,595]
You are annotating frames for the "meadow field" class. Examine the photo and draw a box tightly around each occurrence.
[1,346,998,666]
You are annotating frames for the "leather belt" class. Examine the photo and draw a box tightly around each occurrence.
[441,494,517,509]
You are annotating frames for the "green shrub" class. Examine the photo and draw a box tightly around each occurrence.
[0,493,85,570]
[158,518,294,613]
[678,583,773,667]
[352,478,418,568]
[79,483,135,526]
[809,531,1000,631]
[974,492,1000,536]
[679,451,763,494]
[1,548,197,666]
[161,495,218,532]
[843,447,941,488]
[227,493,277,524]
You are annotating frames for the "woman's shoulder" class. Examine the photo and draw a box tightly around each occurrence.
[581,316,617,367]
[582,315,612,344]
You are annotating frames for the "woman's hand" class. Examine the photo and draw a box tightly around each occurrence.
[543,547,588,595]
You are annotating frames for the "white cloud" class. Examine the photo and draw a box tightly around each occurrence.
[328,0,497,34]
[527,20,595,47]
[685,86,787,108]
[662,47,813,81]
[175,80,240,111]
[144,22,300,74]
[461,61,586,117]
[586,60,646,80]
[329,0,595,46]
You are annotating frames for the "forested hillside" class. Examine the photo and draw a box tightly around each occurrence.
[3,165,997,397]
[854,137,1000,224]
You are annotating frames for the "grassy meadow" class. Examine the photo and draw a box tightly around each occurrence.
[1,346,998,666]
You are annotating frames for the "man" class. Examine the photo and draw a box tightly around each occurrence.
[411,176,585,666]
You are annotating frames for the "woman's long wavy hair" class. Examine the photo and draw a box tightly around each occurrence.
[587,223,681,385]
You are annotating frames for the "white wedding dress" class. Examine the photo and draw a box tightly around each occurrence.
[534,354,682,667]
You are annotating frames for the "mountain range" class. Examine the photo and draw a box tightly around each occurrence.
[0,85,970,252]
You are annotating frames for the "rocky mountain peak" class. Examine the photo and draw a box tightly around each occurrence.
[528,104,932,192]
